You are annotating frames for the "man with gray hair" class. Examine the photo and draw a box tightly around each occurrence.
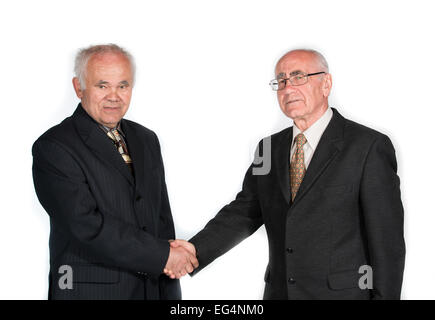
[168,49,405,299]
[32,44,198,300]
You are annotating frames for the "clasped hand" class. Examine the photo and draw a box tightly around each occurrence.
[163,240,198,279]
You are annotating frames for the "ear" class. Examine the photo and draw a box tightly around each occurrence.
[72,77,83,99]
[322,73,332,98]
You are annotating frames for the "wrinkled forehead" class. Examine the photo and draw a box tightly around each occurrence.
[88,52,132,72]
[275,52,319,78]
[85,53,133,83]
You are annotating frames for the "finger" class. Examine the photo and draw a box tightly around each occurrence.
[179,241,195,254]
[165,268,174,276]
[188,254,199,268]
[186,264,194,274]
[170,240,179,248]
[171,240,187,250]
[168,269,176,279]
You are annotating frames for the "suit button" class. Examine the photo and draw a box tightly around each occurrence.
[286,248,293,254]
[142,226,147,231]
[136,195,142,201]
[288,277,296,284]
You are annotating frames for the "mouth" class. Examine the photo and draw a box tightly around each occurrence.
[103,106,122,111]
[285,99,302,105]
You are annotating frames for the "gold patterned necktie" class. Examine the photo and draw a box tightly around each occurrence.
[290,133,307,202]
[106,129,133,173]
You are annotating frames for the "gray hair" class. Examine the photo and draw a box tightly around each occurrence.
[278,48,329,73]
[74,44,136,89]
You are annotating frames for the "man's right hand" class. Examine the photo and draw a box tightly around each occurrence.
[169,239,196,256]
[163,242,198,279]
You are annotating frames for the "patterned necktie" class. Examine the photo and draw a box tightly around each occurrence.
[290,133,307,202]
[106,129,133,173]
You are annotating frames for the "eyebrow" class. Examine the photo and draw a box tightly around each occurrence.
[94,80,130,86]
[276,70,304,79]
[95,80,109,86]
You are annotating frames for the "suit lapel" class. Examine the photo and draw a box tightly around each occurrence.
[275,127,293,204]
[291,108,345,207]
[122,120,148,196]
[73,104,135,186]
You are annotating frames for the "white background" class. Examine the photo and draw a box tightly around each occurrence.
[0,0,433,299]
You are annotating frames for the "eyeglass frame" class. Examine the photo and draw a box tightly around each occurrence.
[269,71,326,91]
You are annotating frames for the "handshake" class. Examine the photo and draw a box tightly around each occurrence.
[163,240,199,279]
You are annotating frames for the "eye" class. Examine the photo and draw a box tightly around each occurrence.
[98,85,107,89]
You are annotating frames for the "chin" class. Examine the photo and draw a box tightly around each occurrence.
[101,117,122,127]
[102,110,124,121]
[283,108,301,120]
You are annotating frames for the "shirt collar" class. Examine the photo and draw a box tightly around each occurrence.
[99,121,126,138]
[292,107,333,150]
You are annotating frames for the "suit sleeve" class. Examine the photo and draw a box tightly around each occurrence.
[32,138,170,276]
[189,154,264,275]
[359,134,405,299]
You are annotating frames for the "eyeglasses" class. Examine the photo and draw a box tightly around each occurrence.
[269,72,326,91]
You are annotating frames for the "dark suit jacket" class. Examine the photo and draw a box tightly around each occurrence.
[32,104,181,300]
[190,108,405,300]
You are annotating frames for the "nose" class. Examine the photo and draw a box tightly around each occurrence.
[281,79,299,92]
[106,87,121,102]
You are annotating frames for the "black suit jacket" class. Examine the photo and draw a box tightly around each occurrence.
[190,108,405,300]
[32,104,181,300]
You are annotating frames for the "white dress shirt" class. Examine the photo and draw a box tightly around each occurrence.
[290,107,333,169]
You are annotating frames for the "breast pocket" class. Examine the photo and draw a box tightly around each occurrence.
[322,184,354,195]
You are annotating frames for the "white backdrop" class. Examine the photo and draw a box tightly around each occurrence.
[0,0,434,299]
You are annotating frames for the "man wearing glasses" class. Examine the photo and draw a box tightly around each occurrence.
[167,49,405,299]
